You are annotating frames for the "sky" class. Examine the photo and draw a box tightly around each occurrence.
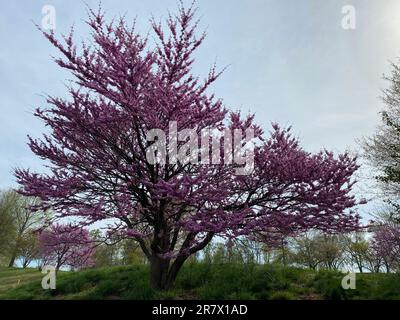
[1,0,400,220]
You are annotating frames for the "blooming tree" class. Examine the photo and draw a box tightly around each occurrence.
[371,223,400,272]
[39,224,95,271]
[16,4,362,289]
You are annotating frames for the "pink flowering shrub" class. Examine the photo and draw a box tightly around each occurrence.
[371,223,400,272]
[39,224,95,271]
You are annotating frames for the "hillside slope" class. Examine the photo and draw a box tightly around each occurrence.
[0,264,399,300]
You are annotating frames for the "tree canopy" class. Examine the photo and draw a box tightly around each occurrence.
[15,4,362,289]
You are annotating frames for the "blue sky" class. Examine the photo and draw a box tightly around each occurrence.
[1,0,400,219]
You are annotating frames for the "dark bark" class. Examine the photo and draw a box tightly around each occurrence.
[22,260,29,268]
[7,239,19,267]
[385,261,390,273]
[149,256,186,290]
[8,255,16,268]
[150,255,170,290]
[148,232,214,290]
[164,255,188,289]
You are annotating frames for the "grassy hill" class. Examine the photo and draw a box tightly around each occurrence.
[1,263,399,300]
[0,268,44,295]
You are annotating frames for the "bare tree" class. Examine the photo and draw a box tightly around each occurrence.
[362,60,400,203]
[343,232,370,273]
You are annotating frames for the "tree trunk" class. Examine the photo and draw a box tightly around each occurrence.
[146,231,214,290]
[8,249,17,267]
[149,254,189,290]
[8,256,16,268]
[150,255,170,290]
[281,244,286,266]
[8,236,21,268]
[165,256,187,289]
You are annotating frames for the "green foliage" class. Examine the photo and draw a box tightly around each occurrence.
[363,60,400,201]
[290,233,346,271]
[0,268,44,299]
[2,264,400,300]
[0,190,48,267]
[17,231,40,268]
[0,266,159,300]
[201,240,262,265]
[312,270,348,300]
[90,231,148,268]
[0,191,17,262]
[347,273,400,300]
[269,291,296,300]
[120,239,147,265]
[369,273,400,299]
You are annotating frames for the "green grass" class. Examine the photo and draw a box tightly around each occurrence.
[0,268,44,295]
[0,264,399,300]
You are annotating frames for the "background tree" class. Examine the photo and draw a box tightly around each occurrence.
[291,233,323,270]
[270,239,293,267]
[208,242,246,264]
[17,231,40,268]
[363,60,400,220]
[90,230,148,267]
[343,232,370,273]
[16,4,362,289]
[235,239,263,264]
[0,190,46,267]
[121,239,148,265]
[0,190,17,264]
[90,230,123,267]
[361,244,383,273]
[370,222,400,272]
[290,232,347,271]
[198,240,256,264]
[202,243,213,265]
[39,224,95,271]
[316,234,346,271]
[5,191,47,267]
